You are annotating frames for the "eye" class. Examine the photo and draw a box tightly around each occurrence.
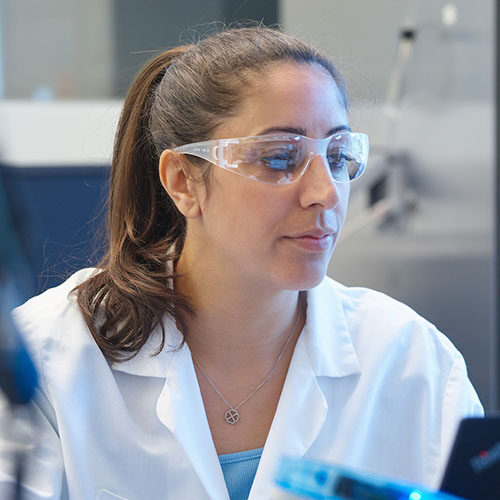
[252,142,299,171]
[233,137,303,180]
[326,148,347,169]
[260,150,296,171]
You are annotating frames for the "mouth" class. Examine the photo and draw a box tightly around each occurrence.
[284,232,334,252]
[286,227,335,239]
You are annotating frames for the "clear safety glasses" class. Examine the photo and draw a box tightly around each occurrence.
[172,131,369,185]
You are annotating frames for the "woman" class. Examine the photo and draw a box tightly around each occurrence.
[2,26,482,500]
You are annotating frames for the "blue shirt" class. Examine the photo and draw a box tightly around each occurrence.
[218,448,264,500]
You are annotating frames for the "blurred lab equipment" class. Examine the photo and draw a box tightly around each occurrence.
[271,416,500,500]
[271,456,463,500]
[0,176,37,405]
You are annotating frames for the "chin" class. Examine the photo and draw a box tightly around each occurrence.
[276,261,329,291]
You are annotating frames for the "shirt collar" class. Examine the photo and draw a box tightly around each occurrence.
[112,277,361,379]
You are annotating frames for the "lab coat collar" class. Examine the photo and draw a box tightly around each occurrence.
[110,316,182,378]
[249,278,361,498]
[113,322,229,498]
[111,277,361,380]
[156,343,229,500]
[303,277,361,378]
[250,326,329,499]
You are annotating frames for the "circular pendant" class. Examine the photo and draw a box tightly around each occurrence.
[225,408,240,424]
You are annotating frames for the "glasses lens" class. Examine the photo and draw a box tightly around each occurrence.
[222,133,367,184]
[226,137,304,184]
[327,134,364,182]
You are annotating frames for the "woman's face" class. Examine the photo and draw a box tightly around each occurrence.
[187,62,350,292]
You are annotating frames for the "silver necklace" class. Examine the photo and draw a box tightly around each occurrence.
[191,297,303,425]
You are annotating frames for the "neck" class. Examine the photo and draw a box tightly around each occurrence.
[175,250,303,373]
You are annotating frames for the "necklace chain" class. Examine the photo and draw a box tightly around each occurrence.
[191,296,303,424]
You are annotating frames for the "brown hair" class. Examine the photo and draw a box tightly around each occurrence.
[74,26,348,363]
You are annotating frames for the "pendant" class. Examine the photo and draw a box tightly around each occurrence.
[225,408,239,424]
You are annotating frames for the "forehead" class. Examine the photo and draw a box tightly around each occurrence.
[214,62,348,139]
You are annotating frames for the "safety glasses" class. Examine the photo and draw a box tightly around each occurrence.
[172,131,369,185]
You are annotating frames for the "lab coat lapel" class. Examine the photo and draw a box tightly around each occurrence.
[249,279,361,499]
[156,344,228,500]
[249,331,328,499]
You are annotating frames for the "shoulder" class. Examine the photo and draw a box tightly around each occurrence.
[11,268,105,392]
[12,268,98,343]
[320,275,432,325]
[314,275,436,327]
[312,276,482,410]
[313,276,462,373]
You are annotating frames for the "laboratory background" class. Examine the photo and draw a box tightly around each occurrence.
[0,0,497,412]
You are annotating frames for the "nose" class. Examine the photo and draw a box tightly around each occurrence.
[297,154,343,210]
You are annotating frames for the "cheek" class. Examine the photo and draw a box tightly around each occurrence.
[204,178,289,248]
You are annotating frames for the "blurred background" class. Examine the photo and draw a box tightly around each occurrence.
[0,0,496,411]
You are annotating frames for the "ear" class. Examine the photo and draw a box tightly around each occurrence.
[159,150,201,218]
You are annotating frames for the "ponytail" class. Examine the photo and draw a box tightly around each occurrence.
[75,47,194,363]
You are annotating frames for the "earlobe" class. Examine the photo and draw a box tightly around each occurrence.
[158,150,201,218]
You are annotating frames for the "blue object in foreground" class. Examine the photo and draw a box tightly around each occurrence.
[0,281,38,405]
[273,457,465,500]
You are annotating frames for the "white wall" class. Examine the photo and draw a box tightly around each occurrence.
[2,0,114,98]
[280,0,493,103]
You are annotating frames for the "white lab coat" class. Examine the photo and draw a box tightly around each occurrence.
[0,268,483,500]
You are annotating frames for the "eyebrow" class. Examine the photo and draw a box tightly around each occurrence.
[256,124,351,137]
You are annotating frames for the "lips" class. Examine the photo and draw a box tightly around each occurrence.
[287,228,335,239]
[284,229,335,252]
